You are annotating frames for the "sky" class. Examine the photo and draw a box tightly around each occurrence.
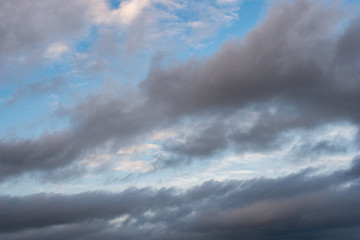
[1,0,360,239]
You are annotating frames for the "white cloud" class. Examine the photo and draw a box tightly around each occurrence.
[86,0,243,55]
[118,0,151,25]
[43,42,69,60]
[88,0,151,26]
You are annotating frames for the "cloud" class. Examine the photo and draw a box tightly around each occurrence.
[0,0,92,63]
[2,77,68,107]
[0,131,78,182]
[0,158,360,239]
[2,1,360,238]
[164,121,228,158]
[43,42,70,60]
[1,0,360,181]
[0,0,244,85]
[139,0,360,161]
[118,0,151,25]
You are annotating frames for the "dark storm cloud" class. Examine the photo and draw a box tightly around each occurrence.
[1,158,360,239]
[1,0,360,180]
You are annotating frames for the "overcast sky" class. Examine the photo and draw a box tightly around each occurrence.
[1,0,360,239]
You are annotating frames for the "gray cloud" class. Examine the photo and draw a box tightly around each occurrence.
[0,0,92,70]
[0,131,78,182]
[142,0,357,121]
[141,0,360,162]
[0,158,360,239]
[159,120,229,167]
[291,140,348,158]
[1,0,360,180]
[336,17,360,64]
[2,1,360,238]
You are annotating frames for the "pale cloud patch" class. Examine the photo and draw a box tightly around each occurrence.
[86,0,243,56]
[86,0,112,25]
[154,0,185,10]
[188,21,206,28]
[82,153,112,168]
[217,0,239,4]
[118,0,152,25]
[114,159,154,173]
[81,143,160,172]
[109,214,130,228]
[43,42,70,60]
[149,129,178,141]
[116,143,160,155]
[88,0,151,26]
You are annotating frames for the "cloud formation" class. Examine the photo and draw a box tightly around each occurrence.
[1,1,359,238]
[0,157,360,239]
[0,0,360,181]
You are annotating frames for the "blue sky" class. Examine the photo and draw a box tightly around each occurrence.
[1,0,360,239]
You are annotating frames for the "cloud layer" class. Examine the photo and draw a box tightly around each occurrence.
[1,0,359,181]
[1,1,360,238]
[1,157,360,239]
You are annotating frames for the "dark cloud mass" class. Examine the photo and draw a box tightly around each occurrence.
[0,158,360,239]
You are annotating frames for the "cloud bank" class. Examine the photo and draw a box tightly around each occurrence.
[0,157,360,239]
